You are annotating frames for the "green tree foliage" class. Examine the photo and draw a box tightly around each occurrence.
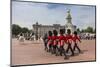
[86,26,94,33]
[12,24,22,36]
[77,28,80,33]
[12,24,30,36]
[80,26,94,33]
[21,27,30,33]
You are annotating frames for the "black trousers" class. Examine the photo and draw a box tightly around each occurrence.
[73,43,81,53]
[44,42,48,50]
[53,45,59,54]
[48,44,53,52]
[59,46,67,57]
[66,43,74,56]
[53,45,56,53]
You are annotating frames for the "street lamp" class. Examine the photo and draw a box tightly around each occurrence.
[36,22,38,40]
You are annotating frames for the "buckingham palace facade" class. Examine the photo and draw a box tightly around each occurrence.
[32,22,65,37]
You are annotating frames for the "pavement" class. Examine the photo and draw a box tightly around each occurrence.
[11,39,96,66]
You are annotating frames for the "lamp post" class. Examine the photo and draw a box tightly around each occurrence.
[35,22,38,40]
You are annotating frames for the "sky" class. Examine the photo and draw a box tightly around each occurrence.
[12,0,96,30]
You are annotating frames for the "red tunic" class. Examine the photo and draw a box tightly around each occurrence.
[52,36,59,45]
[66,34,73,44]
[58,35,66,46]
[47,36,53,45]
[72,35,80,43]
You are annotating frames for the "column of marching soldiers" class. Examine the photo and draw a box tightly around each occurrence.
[43,29,82,60]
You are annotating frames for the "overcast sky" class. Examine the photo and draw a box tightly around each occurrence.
[12,1,96,30]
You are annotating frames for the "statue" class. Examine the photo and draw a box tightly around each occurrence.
[65,9,76,34]
[66,9,72,24]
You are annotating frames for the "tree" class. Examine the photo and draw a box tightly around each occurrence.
[81,26,94,33]
[86,26,94,33]
[81,29,85,33]
[12,24,22,36]
[21,27,30,33]
[77,28,80,33]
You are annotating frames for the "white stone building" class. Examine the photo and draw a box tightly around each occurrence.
[32,23,65,37]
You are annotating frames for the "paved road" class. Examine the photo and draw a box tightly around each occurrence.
[11,39,96,66]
